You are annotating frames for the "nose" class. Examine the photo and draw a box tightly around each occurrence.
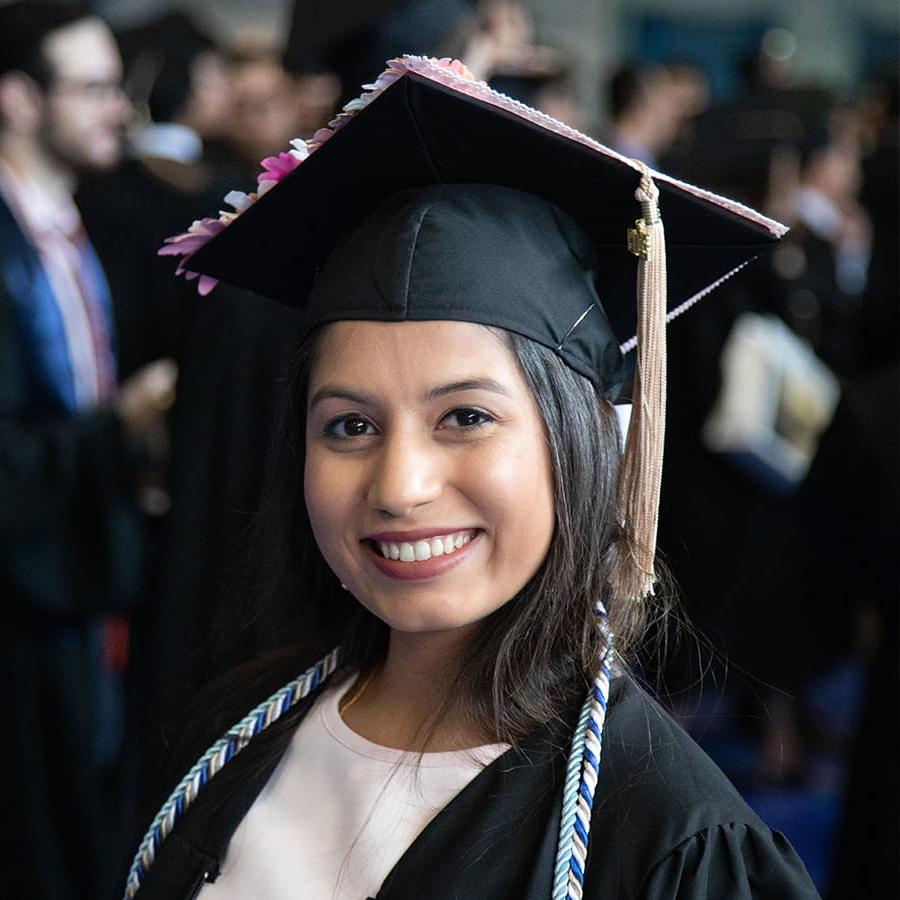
[366,429,443,518]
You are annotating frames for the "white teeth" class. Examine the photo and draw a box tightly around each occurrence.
[375,531,476,562]
[414,540,431,561]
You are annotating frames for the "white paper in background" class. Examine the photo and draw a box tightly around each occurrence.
[702,312,840,491]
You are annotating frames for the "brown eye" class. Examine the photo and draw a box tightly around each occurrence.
[441,408,493,429]
[325,416,375,438]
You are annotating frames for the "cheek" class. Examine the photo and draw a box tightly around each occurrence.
[46,109,96,162]
[303,446,369,581]
[303,448,340,550]
[477,436,555,560]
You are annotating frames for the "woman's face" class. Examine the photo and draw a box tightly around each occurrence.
[304,321,555,636]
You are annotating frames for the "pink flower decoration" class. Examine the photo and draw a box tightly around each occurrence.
[158,56,483,298]
[175,269,220,295]
[159,217,225,259]
[158,217,226,293]
[196,274,219,295]
[362,69,404,92]
[307,127,335,151]
[256,151,303,186]
[432,57,474,79]
[326,112,354,130]
[289,139,310,160]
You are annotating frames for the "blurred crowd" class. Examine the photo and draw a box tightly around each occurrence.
[0,1,896,898]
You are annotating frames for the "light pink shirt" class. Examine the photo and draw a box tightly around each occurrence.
[200,677,509,900]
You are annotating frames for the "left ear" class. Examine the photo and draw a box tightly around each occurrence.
[0,70,45,136]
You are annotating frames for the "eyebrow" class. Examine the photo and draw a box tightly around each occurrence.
[308,377,511,409]
[308,387,376,409]
[424,378,511,401]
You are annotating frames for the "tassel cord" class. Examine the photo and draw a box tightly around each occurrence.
[613,163,668,603]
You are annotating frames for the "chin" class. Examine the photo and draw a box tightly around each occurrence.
[91,149,122,170]
[359,588,498,637]
[83,136,123,171]
[386,617,477,637]
[367,605,461,635]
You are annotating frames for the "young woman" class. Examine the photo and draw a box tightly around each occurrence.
[128,57,820,899]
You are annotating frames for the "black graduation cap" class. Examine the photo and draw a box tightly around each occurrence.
[166,56,786,601]
[183,58,784,387]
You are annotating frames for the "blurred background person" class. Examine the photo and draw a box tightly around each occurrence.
[0,3,174,897]
[602,62,688,167]
[283,0,471,108]
[74,11,242,834]
[76,11,321,833]
[79,11,234,383]
[802,73,898,900]
[122,12,232,167]
[457,0,565,87]
[462,0,585,126]
[776,128,871,377]
[222,44,339,183]
[856,73,898,376]
[284,0,584,125]
[656,59,710,169]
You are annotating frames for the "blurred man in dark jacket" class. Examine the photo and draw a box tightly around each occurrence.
[0,4,174,897]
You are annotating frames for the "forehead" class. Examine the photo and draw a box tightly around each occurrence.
[309,320,523,389]
[42,17,121,81]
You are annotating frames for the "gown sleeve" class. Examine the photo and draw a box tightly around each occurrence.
[638,822,821,899]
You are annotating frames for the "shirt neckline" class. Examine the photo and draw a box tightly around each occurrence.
[319,676,510,768]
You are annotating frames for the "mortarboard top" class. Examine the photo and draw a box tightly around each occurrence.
[178,56,786,381]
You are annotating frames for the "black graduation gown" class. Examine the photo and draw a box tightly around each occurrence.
[0,195,146,900]
[133,668,819,899]
[79,158,311,817]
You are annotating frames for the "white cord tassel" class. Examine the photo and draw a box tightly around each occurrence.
[612,163,667,602]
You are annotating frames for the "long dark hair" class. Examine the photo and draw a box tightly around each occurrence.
[246,324,671,745]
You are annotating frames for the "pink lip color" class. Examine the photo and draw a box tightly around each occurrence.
[365,532,482,581]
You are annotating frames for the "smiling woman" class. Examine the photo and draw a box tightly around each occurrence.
[129,56,820,900]
[305,321,556,639]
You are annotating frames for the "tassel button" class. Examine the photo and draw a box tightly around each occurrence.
[627,218,652,260]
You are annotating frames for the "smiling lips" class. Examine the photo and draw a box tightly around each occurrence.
[364,529,481,581]
[375,530,474,562]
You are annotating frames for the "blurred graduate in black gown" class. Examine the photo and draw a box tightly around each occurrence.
[77,13,312,824]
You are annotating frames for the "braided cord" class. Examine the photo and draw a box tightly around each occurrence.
[552,603,614,900]
[122,647,341,900]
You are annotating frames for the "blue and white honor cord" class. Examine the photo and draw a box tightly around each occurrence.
[552,601,615,900]
[122,647,340,900]
[124,607,613,900]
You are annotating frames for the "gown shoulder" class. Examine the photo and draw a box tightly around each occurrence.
[637,821,819,899]
[583,676,820,898]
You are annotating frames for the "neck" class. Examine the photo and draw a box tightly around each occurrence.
[0,132,76,198]
[342,625,488,752]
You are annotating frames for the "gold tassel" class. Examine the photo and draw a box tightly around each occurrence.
[612,163,667,602]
